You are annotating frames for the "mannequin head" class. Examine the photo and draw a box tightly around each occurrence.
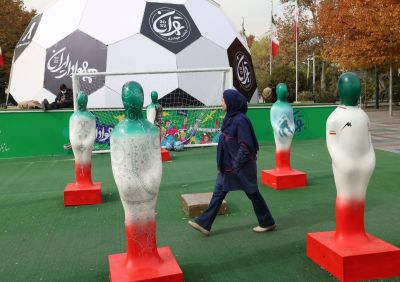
[276,83,288,102]
[151,91,158,104]
[122,81,144,119]
[338,72,361,106]
[77,91,88,112]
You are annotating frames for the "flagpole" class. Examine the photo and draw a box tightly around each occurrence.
[269,0,273,76]
[295,0,298,102]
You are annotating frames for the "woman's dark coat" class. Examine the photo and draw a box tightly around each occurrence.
[217,89,259,194]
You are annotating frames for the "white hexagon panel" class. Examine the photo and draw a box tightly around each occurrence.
[177,37,229,106]
[9,0,258,108]
[106,34,178,108]
[79,0,146,45]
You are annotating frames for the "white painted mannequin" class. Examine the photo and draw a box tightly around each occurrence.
[69,91,96,187]
[146,91,163,129]
[270,83,296,171]
[326,72,375,243]
[110,81,162,266]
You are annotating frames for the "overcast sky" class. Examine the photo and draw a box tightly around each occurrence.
[22,0,286,38]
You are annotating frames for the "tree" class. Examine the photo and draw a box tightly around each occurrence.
[316,0,400,70]
[269,64,307,102]
[246,34,256,48]
[250,7,317,98]
[250,37,270,92]
[280,0,332,94]
[0,0,36,76]
[281,0,320,21]
[274,9,318,68]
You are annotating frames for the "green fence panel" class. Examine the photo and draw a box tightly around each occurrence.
[248,105,336,142]
[0,111,71,159]
[0,105,336,159]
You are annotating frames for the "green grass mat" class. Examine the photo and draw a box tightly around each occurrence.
[0,140,399,281]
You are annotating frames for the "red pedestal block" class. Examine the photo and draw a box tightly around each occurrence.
[307,231,400,282]
[261,169,307,190]
[261,150,307,189]
[64,182,102,206]
[161,149,170,162]
[109,246,183,282]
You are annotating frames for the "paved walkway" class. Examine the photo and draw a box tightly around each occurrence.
[367,110,400,154]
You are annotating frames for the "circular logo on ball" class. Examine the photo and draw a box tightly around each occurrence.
[234,52,253,90]
[149,7,191,44]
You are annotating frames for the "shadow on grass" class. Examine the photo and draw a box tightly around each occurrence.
[102,191,120,204]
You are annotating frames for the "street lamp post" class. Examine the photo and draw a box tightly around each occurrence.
[312,53,315,96]
[306,54,316,96]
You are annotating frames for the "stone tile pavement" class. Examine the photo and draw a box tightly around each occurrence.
[367,110,400,154]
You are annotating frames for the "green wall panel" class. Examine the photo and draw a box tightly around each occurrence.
[0,106,336,159]
[247,105,335,142]
[0,111,71,159]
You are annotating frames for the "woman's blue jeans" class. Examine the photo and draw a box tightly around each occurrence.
[195,178,275,231]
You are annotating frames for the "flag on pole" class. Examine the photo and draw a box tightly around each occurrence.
[294,0,300,40]
[271,15,279,57]
[0,47,4,67]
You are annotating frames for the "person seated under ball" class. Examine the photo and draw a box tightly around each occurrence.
[42,84,73,111]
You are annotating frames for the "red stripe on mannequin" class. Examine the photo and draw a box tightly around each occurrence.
[275,150,291,171]
[335,197,369,244]
[124,221,162,270]
[74,162,93,187]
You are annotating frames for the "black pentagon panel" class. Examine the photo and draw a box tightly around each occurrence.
[14,14,43,62]
[141,2,201,54]
[44,30,107,95]
[159,88,204,107]
[227,38,258,102]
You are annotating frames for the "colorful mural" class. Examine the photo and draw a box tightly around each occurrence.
[92,108,226,151]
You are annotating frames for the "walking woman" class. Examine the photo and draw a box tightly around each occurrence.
[189,89,276,236]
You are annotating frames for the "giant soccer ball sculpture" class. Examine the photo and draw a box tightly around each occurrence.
[9,0,258,108]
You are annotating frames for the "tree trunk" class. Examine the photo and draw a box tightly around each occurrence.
[321,61,326,93]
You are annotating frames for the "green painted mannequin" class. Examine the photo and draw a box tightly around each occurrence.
[326,72,375,242]
[146,90,163,128]
[270,83,295,170]
[110,81,163,270]
[69,91,96,187]
[151,91,158,104]
[65,91,102,206]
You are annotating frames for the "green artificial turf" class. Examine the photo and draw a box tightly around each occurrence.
[0,140,399,281]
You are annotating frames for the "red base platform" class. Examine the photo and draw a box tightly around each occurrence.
[161,149,170,162]
[64,182,102,206]
[307,231,400,282]
[108,246,183,282]
[261,169,307,190]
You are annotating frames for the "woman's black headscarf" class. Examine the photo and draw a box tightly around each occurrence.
[221,89,259,154]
